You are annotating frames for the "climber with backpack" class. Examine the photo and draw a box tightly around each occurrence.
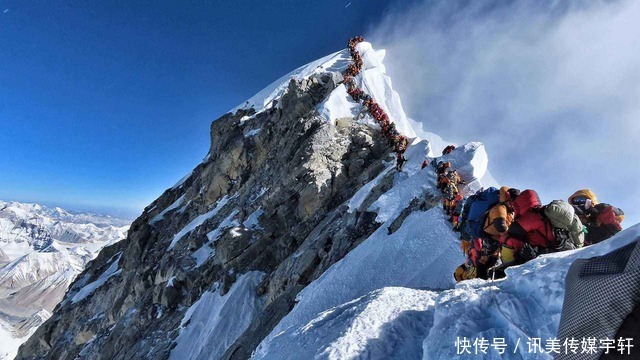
[442,170,462,215]
[436,162,451,191]
[458,192,476,235]
[498,189,542,266]
[501,198,584,267]
[450,194,464,228]
[542,199,585,251]
[347,86,363,101]
[387,121,395,135]
[583,203,624,244]
[349,36,364,51]
[397,136,409,154]
[442,145,455,156]
[381,121,390,136]
[456,192,477,267]
[568,189,624,245]
[453,187,501,281]
[482,187,521,241]
[421,156,436,170]
[568,189,598,223]
[454,261,475,282]
[474,187,521,280]
[463,187,501,239]
[454,235,502,282]
[396,152,407,172]
[469,237,502,280]
[500,207,552,267]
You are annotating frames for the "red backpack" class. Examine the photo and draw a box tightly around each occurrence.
[511,189,541,219]
[596,205,623,231]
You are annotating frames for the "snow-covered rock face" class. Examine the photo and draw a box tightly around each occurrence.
[0,201,129,360]
[231,50,350,116]
[18,44,404,360]
[16,41,571,360]
[170,271,265,360]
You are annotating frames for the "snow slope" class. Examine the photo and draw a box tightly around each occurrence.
[0,317,34,360]
[170,271,266,360]
[353,42,417,139]
[255,287,437,360]
[0,200,130,360]
[254,211,640,359]
[231,50,351,115]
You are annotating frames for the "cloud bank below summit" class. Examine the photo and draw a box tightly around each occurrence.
[370,0,640,225]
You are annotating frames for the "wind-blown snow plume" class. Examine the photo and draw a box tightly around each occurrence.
[369,0,640,225]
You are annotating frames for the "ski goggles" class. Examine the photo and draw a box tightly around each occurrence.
[571,196,589,205]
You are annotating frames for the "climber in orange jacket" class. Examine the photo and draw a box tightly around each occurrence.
[450,194,464,227]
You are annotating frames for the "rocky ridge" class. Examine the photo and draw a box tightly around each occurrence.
[17,43,489,360]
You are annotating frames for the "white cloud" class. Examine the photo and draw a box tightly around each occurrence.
[369,0,640,225]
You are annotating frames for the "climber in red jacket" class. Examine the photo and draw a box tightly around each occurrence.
[499,189,542,266]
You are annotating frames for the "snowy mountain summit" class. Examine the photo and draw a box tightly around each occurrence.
[0,200,129,360]
[17,42,637,360]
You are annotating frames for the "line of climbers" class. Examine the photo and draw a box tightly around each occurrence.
[344,36,409,171]
[424,149,625,282]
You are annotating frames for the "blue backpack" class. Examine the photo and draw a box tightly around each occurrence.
[464,187,500,238]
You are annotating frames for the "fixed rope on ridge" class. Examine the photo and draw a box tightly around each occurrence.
[343,36,409,171]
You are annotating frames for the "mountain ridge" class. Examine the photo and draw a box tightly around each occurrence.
[17,39,629,360]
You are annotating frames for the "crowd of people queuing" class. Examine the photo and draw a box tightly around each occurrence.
[342,36,624,283]
[427,149,625,282]
[343,36,409,171]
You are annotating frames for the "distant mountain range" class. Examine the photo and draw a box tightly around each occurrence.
[0,200,130,359]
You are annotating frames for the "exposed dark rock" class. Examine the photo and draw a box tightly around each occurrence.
[17,71,415,360]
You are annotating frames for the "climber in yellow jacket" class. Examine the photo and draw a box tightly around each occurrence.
[482,186,521,241]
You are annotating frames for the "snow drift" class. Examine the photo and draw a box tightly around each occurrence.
[254,220,640,360]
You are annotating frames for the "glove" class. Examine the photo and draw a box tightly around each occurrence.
[461,240,472,256]
[519,243,539,260]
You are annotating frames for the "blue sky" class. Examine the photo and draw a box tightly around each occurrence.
[0,0,399,218]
